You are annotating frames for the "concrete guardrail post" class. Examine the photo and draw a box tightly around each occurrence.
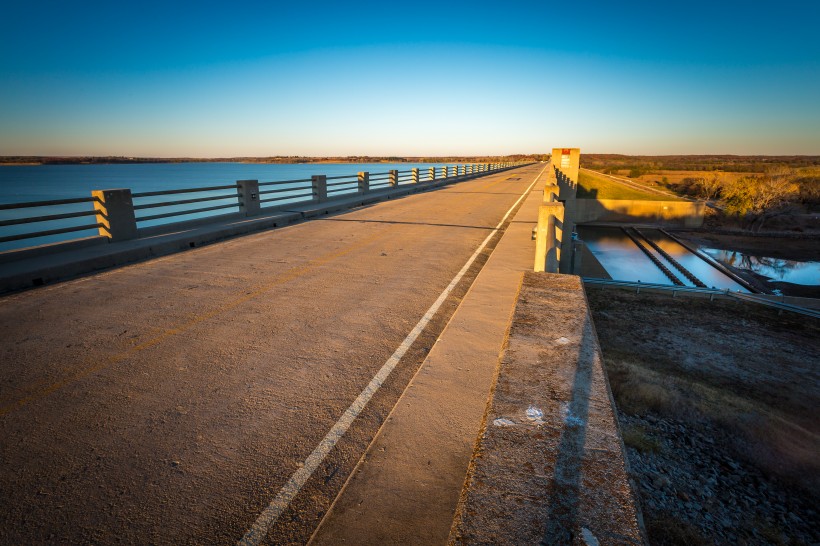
[92,189,138,242]
[389,170,398,187]
[312,175,328,202]
[533,202,565,273]
[429,167,436,181]
[459,165,465,176]
[237,179,260,216]
[358,171,369,194]
[543,183,560,203]
[411,168,419,184]
[443,166,449,179]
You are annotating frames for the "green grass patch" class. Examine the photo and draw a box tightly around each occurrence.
[577,170,673,200]
[622,425,662,453]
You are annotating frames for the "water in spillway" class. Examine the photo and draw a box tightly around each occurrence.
[578,226,749,292]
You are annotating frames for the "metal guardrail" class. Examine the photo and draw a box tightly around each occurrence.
[0,196,103,244]
[582,278,820,319]
[0,162,526,255]
[132,185,241,223]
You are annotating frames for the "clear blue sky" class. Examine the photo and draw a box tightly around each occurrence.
[1,0,818,156]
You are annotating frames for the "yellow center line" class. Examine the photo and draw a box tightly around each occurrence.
[0,229,389,418]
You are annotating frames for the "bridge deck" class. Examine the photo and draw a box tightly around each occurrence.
[0,164,545,544]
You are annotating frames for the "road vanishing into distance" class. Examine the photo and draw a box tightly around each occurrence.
[0,165,543,544]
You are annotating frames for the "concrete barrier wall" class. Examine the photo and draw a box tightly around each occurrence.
[450,273,645,544]
[572,199,705,228]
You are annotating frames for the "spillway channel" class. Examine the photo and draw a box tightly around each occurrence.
[578,226,749,292]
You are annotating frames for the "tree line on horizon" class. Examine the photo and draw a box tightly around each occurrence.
[583,154,820,175]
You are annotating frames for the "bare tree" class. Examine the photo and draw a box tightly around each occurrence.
[696,173,725,201]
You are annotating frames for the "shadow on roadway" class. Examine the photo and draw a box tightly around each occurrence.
[316,218,495,231]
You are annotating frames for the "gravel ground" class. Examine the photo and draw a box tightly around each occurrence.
[586,288,819,545]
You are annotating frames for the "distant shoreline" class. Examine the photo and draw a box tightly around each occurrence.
[0,155,548,166]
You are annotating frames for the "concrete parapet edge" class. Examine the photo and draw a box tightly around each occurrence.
[449,272,645,545]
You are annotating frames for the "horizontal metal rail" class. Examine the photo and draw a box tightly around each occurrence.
[260,192,314,204]
[327,187,357,194]
[137,203,238,223]
[133,194,237,211]
[0,222,103,244]
[326,180,358,188]
[132,184,237,198]
[0,196,97,211]
[582,278,820,319]
[325,174,358,181]
[258,186,311,196]
[259,178,312,187]
[0,208,98,227]
[729,292,820,318]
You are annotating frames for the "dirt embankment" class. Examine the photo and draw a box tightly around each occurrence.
[587,288,819,545]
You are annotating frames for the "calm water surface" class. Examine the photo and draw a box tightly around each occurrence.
[701,248,820,286]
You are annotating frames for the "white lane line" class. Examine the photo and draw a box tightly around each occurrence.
[238,165,548,545]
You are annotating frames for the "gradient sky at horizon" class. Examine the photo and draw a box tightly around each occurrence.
[1,0,818,156]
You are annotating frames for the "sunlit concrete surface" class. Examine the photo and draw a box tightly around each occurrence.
[450,272,644,545]
[310,166,545,545]
[0,165,544,544]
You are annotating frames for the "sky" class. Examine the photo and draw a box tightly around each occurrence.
[1,0,818,156]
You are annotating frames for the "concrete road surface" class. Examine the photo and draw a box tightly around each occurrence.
[0,165,543,544]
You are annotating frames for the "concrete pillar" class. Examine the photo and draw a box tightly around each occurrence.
[429,167,436,181]
[412,168,419,184]
[237,179,260,216]
[459,165,465,176]
[559,199,576,275]
[533,202,565,273]
[552,147,581,187]
[358,171,370,193]
[443,166,449,178]
[389,170,398,187]
[543,184,560,203]
[312,175,328,202]
[92,189,137,242]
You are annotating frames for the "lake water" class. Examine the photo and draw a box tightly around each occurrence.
[0,162,460,251]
